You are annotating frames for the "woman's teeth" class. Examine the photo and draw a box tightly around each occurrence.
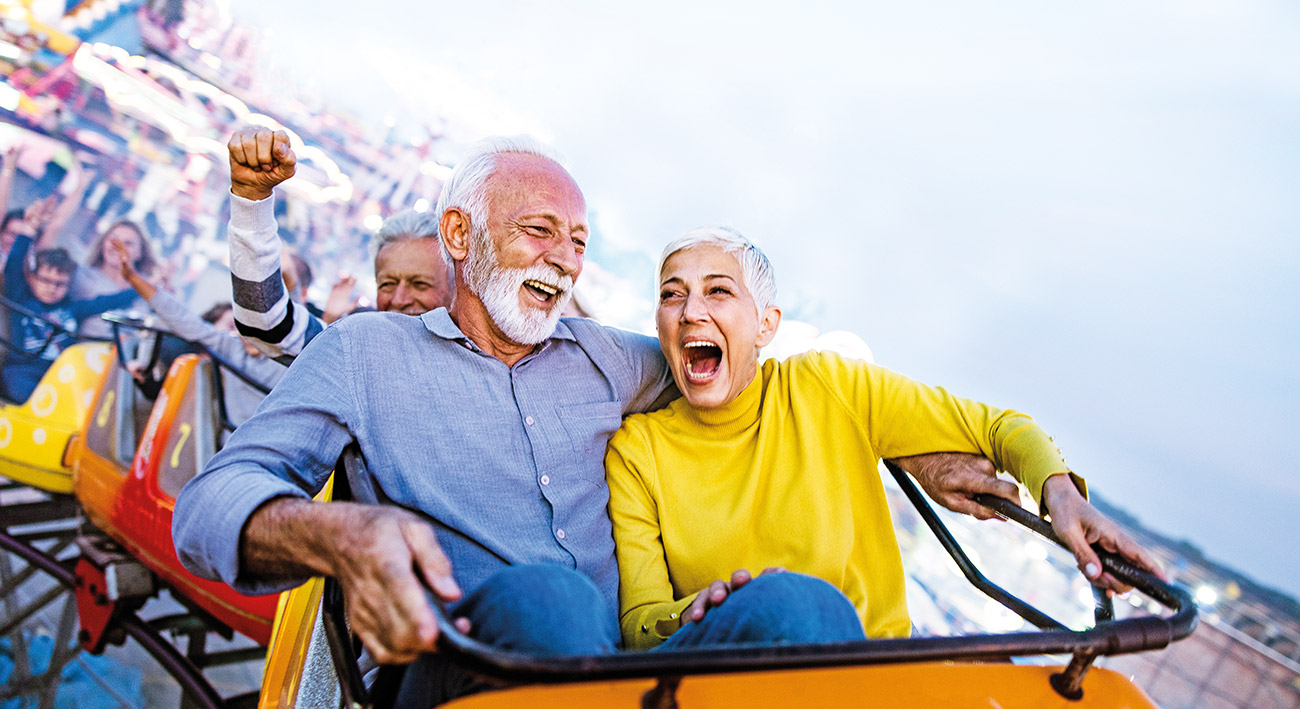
[683,341,722,380]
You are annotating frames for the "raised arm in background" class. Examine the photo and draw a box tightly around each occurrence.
[0,145,18,222]
[111,239,286,390]
[225,127,322,361]
[39,158,94,250]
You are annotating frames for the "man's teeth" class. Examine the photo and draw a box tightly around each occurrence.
[684,341,717,349]
[524,280,559,296]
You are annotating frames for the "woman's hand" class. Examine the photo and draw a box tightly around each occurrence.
[1041,474,1167,594]
[683,567,786,625]
[23,194,56,228]
[110,239,156,300]
[322,273,359,324]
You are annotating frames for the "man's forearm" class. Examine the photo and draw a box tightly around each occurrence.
[240,496,349,581]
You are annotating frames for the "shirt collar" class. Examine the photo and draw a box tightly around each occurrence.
[420,307,578,344]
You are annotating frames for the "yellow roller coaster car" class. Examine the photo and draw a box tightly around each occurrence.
[0,342,111,492]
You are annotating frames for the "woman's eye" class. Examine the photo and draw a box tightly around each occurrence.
[709,287,732,296]
[659,290,682,301]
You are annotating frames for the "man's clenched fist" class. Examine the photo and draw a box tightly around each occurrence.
[228,127,296,201]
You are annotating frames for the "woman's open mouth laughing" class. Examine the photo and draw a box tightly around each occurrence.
[683,339,723,383]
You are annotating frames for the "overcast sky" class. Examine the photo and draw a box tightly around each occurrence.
[228,0,1300,597]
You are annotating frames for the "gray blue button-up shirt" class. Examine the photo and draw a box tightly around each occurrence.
[173,308,674,617]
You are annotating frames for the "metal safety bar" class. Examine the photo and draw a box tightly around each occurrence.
[323,448,1198,704]
[102,312,273,434]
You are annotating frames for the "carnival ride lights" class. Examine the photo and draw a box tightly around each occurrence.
[0,39,23,60]
[239,112,354,203]
[1196,585,1219,606]
[64,42,356,205]
[57,0,127,33]
[0,81,20,111]
[73,43,212,140]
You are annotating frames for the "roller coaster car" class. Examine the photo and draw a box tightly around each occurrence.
[260,456,1198,709]
[69,317,280,649]
[3,314,282,707]
[0,339,111,494]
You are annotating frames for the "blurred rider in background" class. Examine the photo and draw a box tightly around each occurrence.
[223,127,450,361]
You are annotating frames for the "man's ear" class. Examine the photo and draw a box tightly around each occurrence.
[756,305,782,347]
[440,208,471,262]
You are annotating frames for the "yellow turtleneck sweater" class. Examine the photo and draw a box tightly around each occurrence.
[606,350,1073,651]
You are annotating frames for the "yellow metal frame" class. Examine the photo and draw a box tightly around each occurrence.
[259,476,334,709]
[0,343,110,492]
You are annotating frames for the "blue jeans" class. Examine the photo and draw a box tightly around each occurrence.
[394,565,618,708]
[655,572,866,650]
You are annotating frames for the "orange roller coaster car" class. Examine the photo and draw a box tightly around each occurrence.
[72,351,278,645]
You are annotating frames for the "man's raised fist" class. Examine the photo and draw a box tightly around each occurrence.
[228,127,296,201]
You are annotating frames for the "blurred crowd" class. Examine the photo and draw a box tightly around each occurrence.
[0,1,459,402]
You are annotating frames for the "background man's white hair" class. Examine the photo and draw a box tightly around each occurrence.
[434,135,567,267]
[368,208,441,262]
[658,226,778,315]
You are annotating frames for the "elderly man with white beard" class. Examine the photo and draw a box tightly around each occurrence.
[174,135,1035,706]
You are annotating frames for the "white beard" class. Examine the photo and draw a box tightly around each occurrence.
[463,225,574,345]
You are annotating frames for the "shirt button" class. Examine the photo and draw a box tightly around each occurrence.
[555,528,566,540]
[540,475,550,486]
[525,416,535,426]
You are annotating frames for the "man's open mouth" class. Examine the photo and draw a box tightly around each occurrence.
[683,340,723,382]
[523,279,561,303]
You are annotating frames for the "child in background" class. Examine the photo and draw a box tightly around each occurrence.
[1,232,136,402]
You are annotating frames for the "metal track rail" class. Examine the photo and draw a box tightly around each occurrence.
[0,528,225,709]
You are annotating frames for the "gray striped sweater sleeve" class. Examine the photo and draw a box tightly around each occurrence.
[228,193,319,359]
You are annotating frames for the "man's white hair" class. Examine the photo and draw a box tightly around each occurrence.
[434,135,567,269]
[368,209,441,262]
[657,226,778,315]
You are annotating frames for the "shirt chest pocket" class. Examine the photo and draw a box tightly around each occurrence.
[557,401,624,463]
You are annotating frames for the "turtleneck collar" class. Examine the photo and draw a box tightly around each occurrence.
[676,363,766,430]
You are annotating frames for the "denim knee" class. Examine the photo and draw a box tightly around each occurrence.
[730,573,863,642]
[660,572,864,650]
[451,565,617,656]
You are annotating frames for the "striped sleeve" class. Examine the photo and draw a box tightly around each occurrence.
[227,193,318,359]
